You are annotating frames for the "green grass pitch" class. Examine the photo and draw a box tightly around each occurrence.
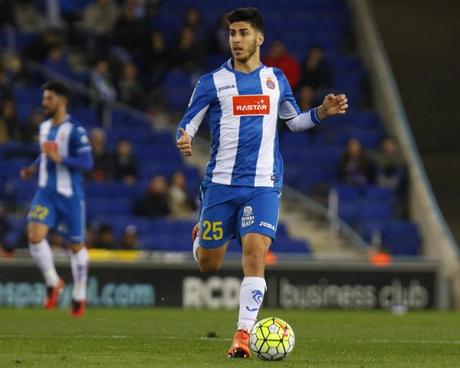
[1,308,459,367]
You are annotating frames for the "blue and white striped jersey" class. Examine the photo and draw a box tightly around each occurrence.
[177,60,321,188]
[38,115,91,197]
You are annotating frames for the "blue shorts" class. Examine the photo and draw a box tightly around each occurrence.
[27,189,85,244]
[198,183,281,249]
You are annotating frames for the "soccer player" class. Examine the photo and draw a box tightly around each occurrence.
[176,8,348,358]
[20,81,93,317]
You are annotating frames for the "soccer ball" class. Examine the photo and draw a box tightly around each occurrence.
[249,317,295,361]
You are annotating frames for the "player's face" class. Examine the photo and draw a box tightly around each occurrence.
[42,90,64,116]
[229,22,263,63]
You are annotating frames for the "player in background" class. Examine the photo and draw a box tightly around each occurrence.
[20,81,93,317]
[176,8,348,358]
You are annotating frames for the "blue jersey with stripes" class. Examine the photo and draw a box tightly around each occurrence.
[38,115,91,198]
[177,60,321,188]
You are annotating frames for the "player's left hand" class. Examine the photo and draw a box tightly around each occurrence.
[317,94,348,119]
[42,141,62,163]
[45,149,62,163]
[46,150,62,163]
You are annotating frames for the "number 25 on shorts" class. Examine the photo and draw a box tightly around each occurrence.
[202,220,223,241]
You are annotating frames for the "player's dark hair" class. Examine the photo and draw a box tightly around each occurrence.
[227,7,264,32]
[42,80,69,99]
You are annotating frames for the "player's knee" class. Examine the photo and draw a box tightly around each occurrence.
[27,228,44,244]
[69,243,84,253]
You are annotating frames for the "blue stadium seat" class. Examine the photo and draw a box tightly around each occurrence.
[87,198,133,219]
[163,70,194,111]
[276,222,289,238]
[365,186,395,204]
[382,221,421,256]
[205,54,228,73]
[351,128,384,149]
[72,106,99,127]
[332,184,362,225]
[86,182,135,199]
[0,160,28,179]
[350,111,382,129]
[359,201,393,224]
[14,86,42,122]
[272,238,311,254]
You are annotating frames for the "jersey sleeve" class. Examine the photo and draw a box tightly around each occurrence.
[71,126,92,155]
[275,69,322,131]
[277,70,301,120]
[176,76,212,139]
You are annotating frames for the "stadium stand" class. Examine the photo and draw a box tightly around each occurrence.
[0,0,418,256]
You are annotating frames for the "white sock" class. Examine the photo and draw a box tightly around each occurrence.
[29,239,59,287]
[192,235,200,263]
[237,277,267,332]
[70,247,89,301]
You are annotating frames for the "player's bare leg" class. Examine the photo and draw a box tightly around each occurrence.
[69,243,89,317]
[228,233,271,358]
[28,222,64,309]
[196,243,229,273]
[191,223,229,273]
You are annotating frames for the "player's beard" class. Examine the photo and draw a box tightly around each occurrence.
[233,39,258,63]
[43,106,58,118]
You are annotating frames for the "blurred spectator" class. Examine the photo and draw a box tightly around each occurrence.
[112,140,137,184]
[182,8,204,39]
[59,0,83,46]
[93,223,115,249]
[114,0,148,57]
[135,175,171,218]
[117,62,145,109]
[299,46,332,91]
[48,229,65,250]
[19,109,43,143]
[168,171,195,218]
[0,206,12,254]
[23,28,61,62]
[0,116,8,143]
[0,98,19,140]
[170,26,205,72]
[209,13,230,54]
[0,0,15,27]
[14,0,46,33]
[118,224,141,250]
[373,137,407,193]
[43,46,74,80]
[263,40,300,89]
[85,227,95,249]
[90,60,116,126]
[144,31,169,86]
[339,138,374,186]
[0,66,13,100]
[89,128,112,181]
[2,53,23,82]
[297,85,315,111]
[83,0,119,57]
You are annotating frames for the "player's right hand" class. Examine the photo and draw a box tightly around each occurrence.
[177,128,193,156]
[192,223,200,241]
[20,166,35,180]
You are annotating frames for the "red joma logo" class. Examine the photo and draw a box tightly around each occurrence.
[232,95,270,116]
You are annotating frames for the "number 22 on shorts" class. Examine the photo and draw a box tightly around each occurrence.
[30,205,49,220]
[202,220,223,241]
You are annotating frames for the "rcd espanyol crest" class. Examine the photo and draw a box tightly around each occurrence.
[266,77,276,89]
[242,206,255,228]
